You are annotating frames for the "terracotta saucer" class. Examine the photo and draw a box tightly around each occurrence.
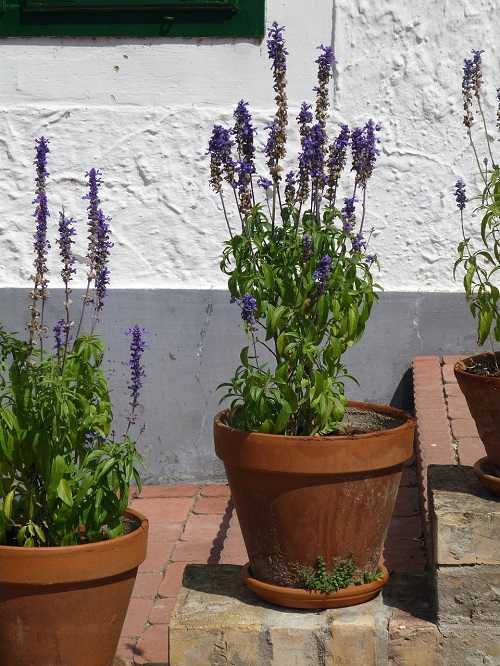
[473,456,500,497]
[241,562,389,609]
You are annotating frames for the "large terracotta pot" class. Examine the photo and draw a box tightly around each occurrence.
[454,351,500,468]
[214,402,415,606]
[0,508,148,666]
[454,351,500,494]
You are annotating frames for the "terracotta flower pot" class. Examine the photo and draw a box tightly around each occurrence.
[454,351,500,494]
[214,402,415,608]
[0,508,148,666]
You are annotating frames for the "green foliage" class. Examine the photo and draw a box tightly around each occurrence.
[0,330,145,546]
[218,206,379,435]
[302,553,357,594]
[454,52,500,347]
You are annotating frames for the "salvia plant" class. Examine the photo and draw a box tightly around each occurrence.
[454,50,500,348]
[208,22,381,435]
[0,137,148,547]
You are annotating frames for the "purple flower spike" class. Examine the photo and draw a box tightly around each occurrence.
[232,293,258,331]
[454,179,467,210]
[267,21,288,70]
[125,325,149,424]
[57,211,77,286]
[85,168,113,313]
[232,100,256,215]
[32,137,51,298]
[351,120,381,190]
[207,124,235,192]
[462,49,484,128]
[53,319,64,352]
[312,255,332,293]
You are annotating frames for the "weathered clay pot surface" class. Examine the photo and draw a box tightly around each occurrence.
[454,352,500,470]
[0,508,148,666]
[214,402,415,591]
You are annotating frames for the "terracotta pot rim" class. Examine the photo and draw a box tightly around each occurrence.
[0,508,148,555]
[215,401,415,441]
[0,508,148,584]
[454,351,500,377]
[214,401,416,475]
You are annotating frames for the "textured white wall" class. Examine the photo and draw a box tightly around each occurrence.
[0,0,498,291]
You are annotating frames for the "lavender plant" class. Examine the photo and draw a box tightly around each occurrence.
[0,138,148,547]
[454,50,500,348]
[208,23,381,435]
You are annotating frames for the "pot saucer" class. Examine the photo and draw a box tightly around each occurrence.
[241,562,389,609]
[473,456,500,496]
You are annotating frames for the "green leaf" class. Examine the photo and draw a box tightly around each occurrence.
[4,489,14,520]
[265,305,288,341]
[57,479,74,508]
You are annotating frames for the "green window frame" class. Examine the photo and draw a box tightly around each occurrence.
[0,0,265,37]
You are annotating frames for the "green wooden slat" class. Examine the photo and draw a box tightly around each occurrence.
[0,0,263,37]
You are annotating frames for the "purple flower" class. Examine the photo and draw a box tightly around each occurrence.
[342,196,358,229]
[207,124,235,192]
[327,124,350,204]
[84,169,113,311]
[257,176,273,190]
[351,120,381,190]
[454,179,467,210]
[314,45,336,128]
[315,45,336,86]
[352,232,366,251]
[462,50,484,128]
[53,319,64,352]
[365,254,378,265]
[266,21,288,179]
[284,170,296,204]
[232,293,258,331]
[232,101,256,215]
[301,233,314,262]
[297,102,313,134]
[57,211,77,285]
[313,255,332,293]
[125,325,149,423]
[267,21,288,71]
[32,137,51,297]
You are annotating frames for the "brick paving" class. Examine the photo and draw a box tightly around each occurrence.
[117,451,426,664]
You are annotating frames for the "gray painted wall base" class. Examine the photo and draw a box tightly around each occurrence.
[0,289,481,483]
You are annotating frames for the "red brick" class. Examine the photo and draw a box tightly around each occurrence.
[457,437,485,467]
[445,394,470,416]
[200,483,231,497]
[131,484,200,499]
[149,597,177,625]
[116,636,136,665]
[393,486,420,517]
[193,496,232,515]
[171,513,225,563]
[442,354,467,366]
[441,363,459,384]
[121,597,152,638]
[219,516,247,565]
[132,571,163,598]
[146,520,185,544]
[128,497,195,523]
[158,561,187,598]
[133,624,169,665]
[419,443,457,465]
[387,515,423,541]
[139,539,174,573]
[450,418,479,439]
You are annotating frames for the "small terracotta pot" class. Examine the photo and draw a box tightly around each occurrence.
[454,352,500,471]
[214,402,415,603]
[0,508,148,666]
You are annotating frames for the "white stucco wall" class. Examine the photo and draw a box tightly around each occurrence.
[0,0,499,292]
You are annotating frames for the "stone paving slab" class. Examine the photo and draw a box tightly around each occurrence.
[169,564,441,666]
